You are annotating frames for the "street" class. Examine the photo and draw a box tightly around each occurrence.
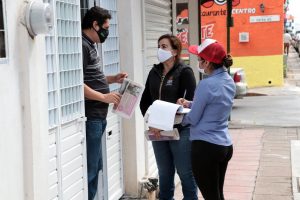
[231,48,300,128]
[231,86,300,127]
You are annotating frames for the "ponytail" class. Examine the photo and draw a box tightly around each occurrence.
[211,54,233,69]
[223,54,233,68]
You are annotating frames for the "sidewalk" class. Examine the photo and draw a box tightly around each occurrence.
[174,128,299,200]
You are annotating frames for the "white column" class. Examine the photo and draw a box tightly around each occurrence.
[189,0,200,81]
[17,4,49,200]
[21,35,49,200]
[117,0,147,197]
[0,0,49,199]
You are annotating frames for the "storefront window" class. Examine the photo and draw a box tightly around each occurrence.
[0,0,7,58]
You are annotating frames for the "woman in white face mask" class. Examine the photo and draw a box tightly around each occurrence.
[140,34,198,200]
[157,38,178,74]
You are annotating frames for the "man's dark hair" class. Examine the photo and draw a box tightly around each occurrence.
[82,6,111,29]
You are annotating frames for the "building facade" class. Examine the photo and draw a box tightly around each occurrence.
[0,0,175,199]
[200,0,285,87]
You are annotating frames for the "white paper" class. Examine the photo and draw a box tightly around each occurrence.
[147,100,181,131]
[145,111,183,125]
[177,107,191,114]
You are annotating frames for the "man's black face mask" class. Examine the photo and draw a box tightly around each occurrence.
[95,27,109,43]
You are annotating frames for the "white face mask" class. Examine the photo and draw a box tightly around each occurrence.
[157,48,173,63]
[198,68,206,74]
[197,61,206,74]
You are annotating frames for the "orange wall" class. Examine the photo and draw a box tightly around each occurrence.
[201,0,284,57]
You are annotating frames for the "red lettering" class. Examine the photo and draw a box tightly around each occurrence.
[201,24,215,39]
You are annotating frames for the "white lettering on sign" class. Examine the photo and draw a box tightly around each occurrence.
[232,8,256,14]
[201,24,215,39]
[250,15,280,23]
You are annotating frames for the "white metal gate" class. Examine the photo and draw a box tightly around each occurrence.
[79,0,124,199]
[142,0,172,178]
[45,0,87,199]
[97,0,124,199]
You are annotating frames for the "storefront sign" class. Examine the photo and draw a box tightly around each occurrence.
[250,15,280,23]
[232,8,256,14]
[201,24,215,39]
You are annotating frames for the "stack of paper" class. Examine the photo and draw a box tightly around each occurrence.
[144,129,180,141]
[145,100,190,141]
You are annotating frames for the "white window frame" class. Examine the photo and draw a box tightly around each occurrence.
[0,0,8,64]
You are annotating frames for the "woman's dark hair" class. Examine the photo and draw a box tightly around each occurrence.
[211,54,233,69]
[82,6,111,29]
[158,34,182,63]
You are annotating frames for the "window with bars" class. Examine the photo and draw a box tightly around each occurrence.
[0,0,7,59]
[46,0,84,128]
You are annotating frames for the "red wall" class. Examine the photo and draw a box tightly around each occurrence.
[201,0,284,56]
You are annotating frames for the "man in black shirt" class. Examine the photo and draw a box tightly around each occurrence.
[82,6,127,200]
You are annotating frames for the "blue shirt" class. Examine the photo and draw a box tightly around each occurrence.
[182,67,236,146]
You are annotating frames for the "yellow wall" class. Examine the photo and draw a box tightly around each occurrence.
[232,55,284,88]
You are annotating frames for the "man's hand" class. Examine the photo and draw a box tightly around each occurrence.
[114,72,128,83]
[102,92,121,105]
[177,98,191,108]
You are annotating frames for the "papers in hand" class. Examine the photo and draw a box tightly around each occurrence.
[113,78,144,119]
[177,107,191,114]
[145,128,180,141]
[146,100,190,131]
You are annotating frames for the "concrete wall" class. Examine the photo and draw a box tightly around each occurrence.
[0,1,24,198]
[233,55,284,88]
[0,1,49,200]
[118,0,147,197]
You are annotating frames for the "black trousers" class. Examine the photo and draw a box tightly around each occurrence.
[191,140,233,200]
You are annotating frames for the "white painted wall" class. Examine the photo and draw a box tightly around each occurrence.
[118,0,147,197]
[0,0,49,200]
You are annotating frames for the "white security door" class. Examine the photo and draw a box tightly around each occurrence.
[143,0,172,178]
[98,0,124,199]
[80,0,124,199]
[45,0,87,199]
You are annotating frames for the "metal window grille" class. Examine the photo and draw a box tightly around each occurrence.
[46,0,84,128]
[100,0,120,92]
[45,0,86,199]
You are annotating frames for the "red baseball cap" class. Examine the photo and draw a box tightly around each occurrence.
[188,39,226,64]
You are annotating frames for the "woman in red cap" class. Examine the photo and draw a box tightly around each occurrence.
[177,39,236,200]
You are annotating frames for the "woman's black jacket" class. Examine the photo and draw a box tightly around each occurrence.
[140,61,196,116]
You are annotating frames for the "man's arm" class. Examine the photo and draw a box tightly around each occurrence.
[106,75,117,84]
[84,84,120,104]
[106,72,128,84]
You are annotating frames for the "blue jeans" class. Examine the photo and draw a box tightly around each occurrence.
[152,127,198,200]
[86,118,107,200]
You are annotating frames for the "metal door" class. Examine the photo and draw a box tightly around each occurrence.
[142,0,172,178]
[45,0,87,199]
